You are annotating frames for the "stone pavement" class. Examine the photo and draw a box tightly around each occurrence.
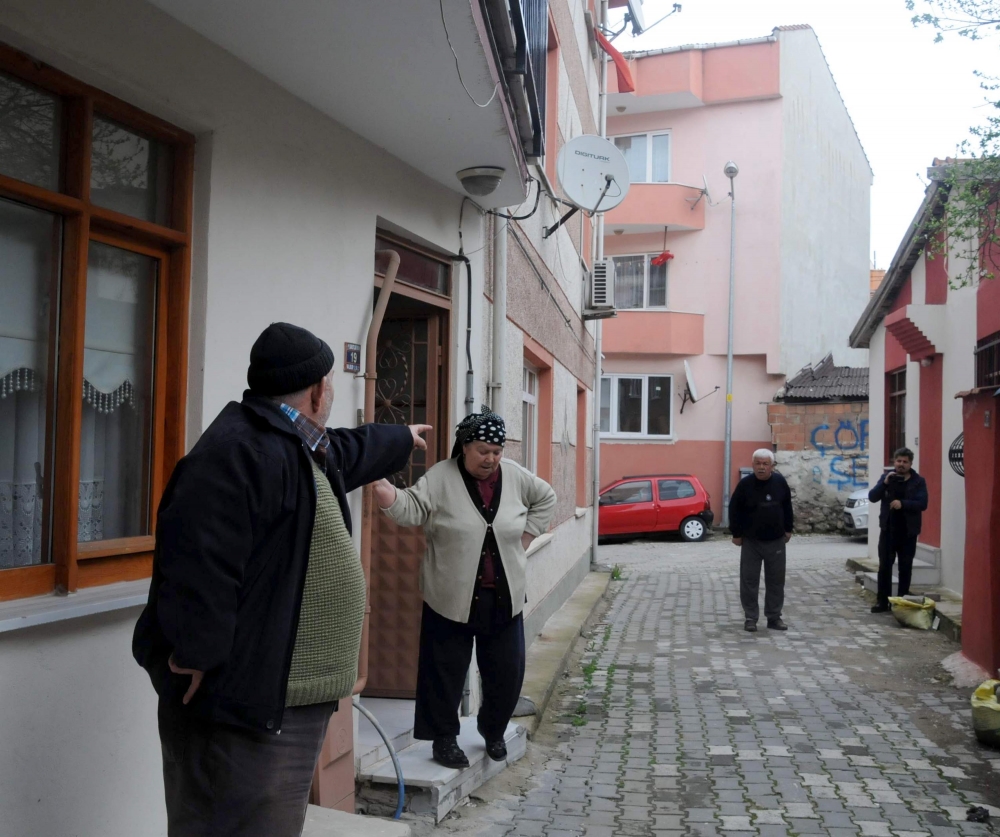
[418,535,1000,837]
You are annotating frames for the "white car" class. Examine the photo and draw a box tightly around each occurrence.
[843,487,869,534]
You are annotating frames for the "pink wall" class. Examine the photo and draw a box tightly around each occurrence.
[978,246,1000,339]
[600,439,768,513]
[606,96,784,368]
[603,310,704,355]
[604,182,706,230]
[925,247,948,305]
[610,41,781,105]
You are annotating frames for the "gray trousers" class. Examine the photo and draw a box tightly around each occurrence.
[739,537,786,622]
[158,699,337,837]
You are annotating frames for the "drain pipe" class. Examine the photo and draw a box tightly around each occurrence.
[490,216,508,415]
[353,249,401,696]
[459,254,475,412]
[353,696,405,820]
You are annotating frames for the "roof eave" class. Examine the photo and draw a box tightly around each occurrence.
[849,180,949,348]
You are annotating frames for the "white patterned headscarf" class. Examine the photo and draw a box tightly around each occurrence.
[455,405,506,448]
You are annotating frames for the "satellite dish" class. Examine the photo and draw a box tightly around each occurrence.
[556,135,631,213]
[625,0,646,35]
[684,360,698,402]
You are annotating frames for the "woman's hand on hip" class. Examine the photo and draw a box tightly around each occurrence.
[373,478,397,509]
[521,532,536,551]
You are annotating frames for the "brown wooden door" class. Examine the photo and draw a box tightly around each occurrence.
[365,315,444,697]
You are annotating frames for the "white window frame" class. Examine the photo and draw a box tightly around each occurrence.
[600,373,675,439]
[612,131,671,183]
[521,364,539,473]
[611,253,669,310]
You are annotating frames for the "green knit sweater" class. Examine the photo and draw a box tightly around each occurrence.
[285,460,366,707]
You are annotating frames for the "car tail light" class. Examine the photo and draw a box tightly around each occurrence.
[705,493,711,510]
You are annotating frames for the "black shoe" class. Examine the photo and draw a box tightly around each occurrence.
[767,618,788,631]
[432,736,469,769]
[871,603,890,613]
[477,722,508,762]
[744,619,757,632]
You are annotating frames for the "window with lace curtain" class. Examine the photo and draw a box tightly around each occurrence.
[611,254,668,309]
[0,48,193,601]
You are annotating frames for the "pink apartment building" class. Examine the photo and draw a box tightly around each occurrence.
[599,26,872,508]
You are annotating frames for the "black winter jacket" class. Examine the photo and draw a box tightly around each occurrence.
[132,394,413,733]
[868,469,928,538]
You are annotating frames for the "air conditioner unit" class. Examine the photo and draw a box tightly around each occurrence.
[589,258,615,310]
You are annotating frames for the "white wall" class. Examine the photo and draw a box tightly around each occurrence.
[778,28,872,372]
[866,327,886,562]
[0,609,165,837]
[938,272,978,594]
[0,0,489,834]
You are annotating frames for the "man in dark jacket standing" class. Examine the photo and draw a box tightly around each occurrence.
[133,322,427,837]
[868,447,928,613]
[729,449,794,633]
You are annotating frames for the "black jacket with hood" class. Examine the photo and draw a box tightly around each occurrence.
[132,394,413,733]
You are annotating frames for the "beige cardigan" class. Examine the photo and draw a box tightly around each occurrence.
[382,458,557,623]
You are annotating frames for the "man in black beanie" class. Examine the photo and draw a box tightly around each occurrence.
[133,322,429,837]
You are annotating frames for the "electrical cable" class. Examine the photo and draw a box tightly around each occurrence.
[439,0,501,108]
[491,177,542,221]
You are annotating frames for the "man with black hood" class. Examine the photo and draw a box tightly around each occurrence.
[133,322,428,837]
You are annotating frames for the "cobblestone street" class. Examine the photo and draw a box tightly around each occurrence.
[419,535,1000,837]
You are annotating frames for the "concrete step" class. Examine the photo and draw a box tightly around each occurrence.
[357,698,417,771]
[302,804,409,837]
[358,716,526,823]
[857,558,940,595]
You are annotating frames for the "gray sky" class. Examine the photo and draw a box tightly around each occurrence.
[609,0,997,270]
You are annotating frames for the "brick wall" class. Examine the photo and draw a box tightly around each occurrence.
[768,401,870,533]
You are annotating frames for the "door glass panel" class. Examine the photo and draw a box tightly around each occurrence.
[91,116,172,225]
[646,376,672,436]
[78,241,158,542]
[0,199,60,567]
[0,73,62,191]
[617,377,642,433]
[375,237,449,296]
[651,134,670,183]
[604,481,652,506]
[614,135,647,183]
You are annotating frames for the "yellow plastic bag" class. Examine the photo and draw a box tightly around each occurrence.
[888,595,936,630]
[971,680,1000,748]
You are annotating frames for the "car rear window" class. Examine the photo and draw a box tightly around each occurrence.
[658,479,696,500]
[603,480,653,505]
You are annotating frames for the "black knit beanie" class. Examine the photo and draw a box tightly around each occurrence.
[247,322,335,396]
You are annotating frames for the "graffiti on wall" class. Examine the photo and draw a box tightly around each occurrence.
[809,418,869,490]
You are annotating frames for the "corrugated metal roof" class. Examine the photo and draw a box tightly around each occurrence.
[779,354,868,401]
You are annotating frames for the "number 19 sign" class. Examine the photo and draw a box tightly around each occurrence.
[344,343,361,374]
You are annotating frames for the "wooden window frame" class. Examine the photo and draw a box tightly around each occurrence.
[0,42,194,602]
[885,368,906,466]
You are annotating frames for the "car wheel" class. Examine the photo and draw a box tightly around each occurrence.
[679,516,706,542]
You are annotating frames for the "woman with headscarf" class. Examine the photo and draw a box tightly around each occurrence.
[372,405,557,769]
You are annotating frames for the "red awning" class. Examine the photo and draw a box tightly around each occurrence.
[594,28,635,93]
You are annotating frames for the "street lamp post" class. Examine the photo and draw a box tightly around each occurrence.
[721,161,738,528]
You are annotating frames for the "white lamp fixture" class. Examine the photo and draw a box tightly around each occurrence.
[456,166,505,197]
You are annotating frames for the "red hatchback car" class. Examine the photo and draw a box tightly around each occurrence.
[599,474,714,541]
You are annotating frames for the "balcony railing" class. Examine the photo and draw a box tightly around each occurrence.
[482,0,548,160]
[975,330,1000,389]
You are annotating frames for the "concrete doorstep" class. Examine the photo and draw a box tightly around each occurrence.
[846,557,963,641]
[303,804,410,837]
[354,571,610,824]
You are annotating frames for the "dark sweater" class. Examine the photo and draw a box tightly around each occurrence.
[729,472,794,541]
